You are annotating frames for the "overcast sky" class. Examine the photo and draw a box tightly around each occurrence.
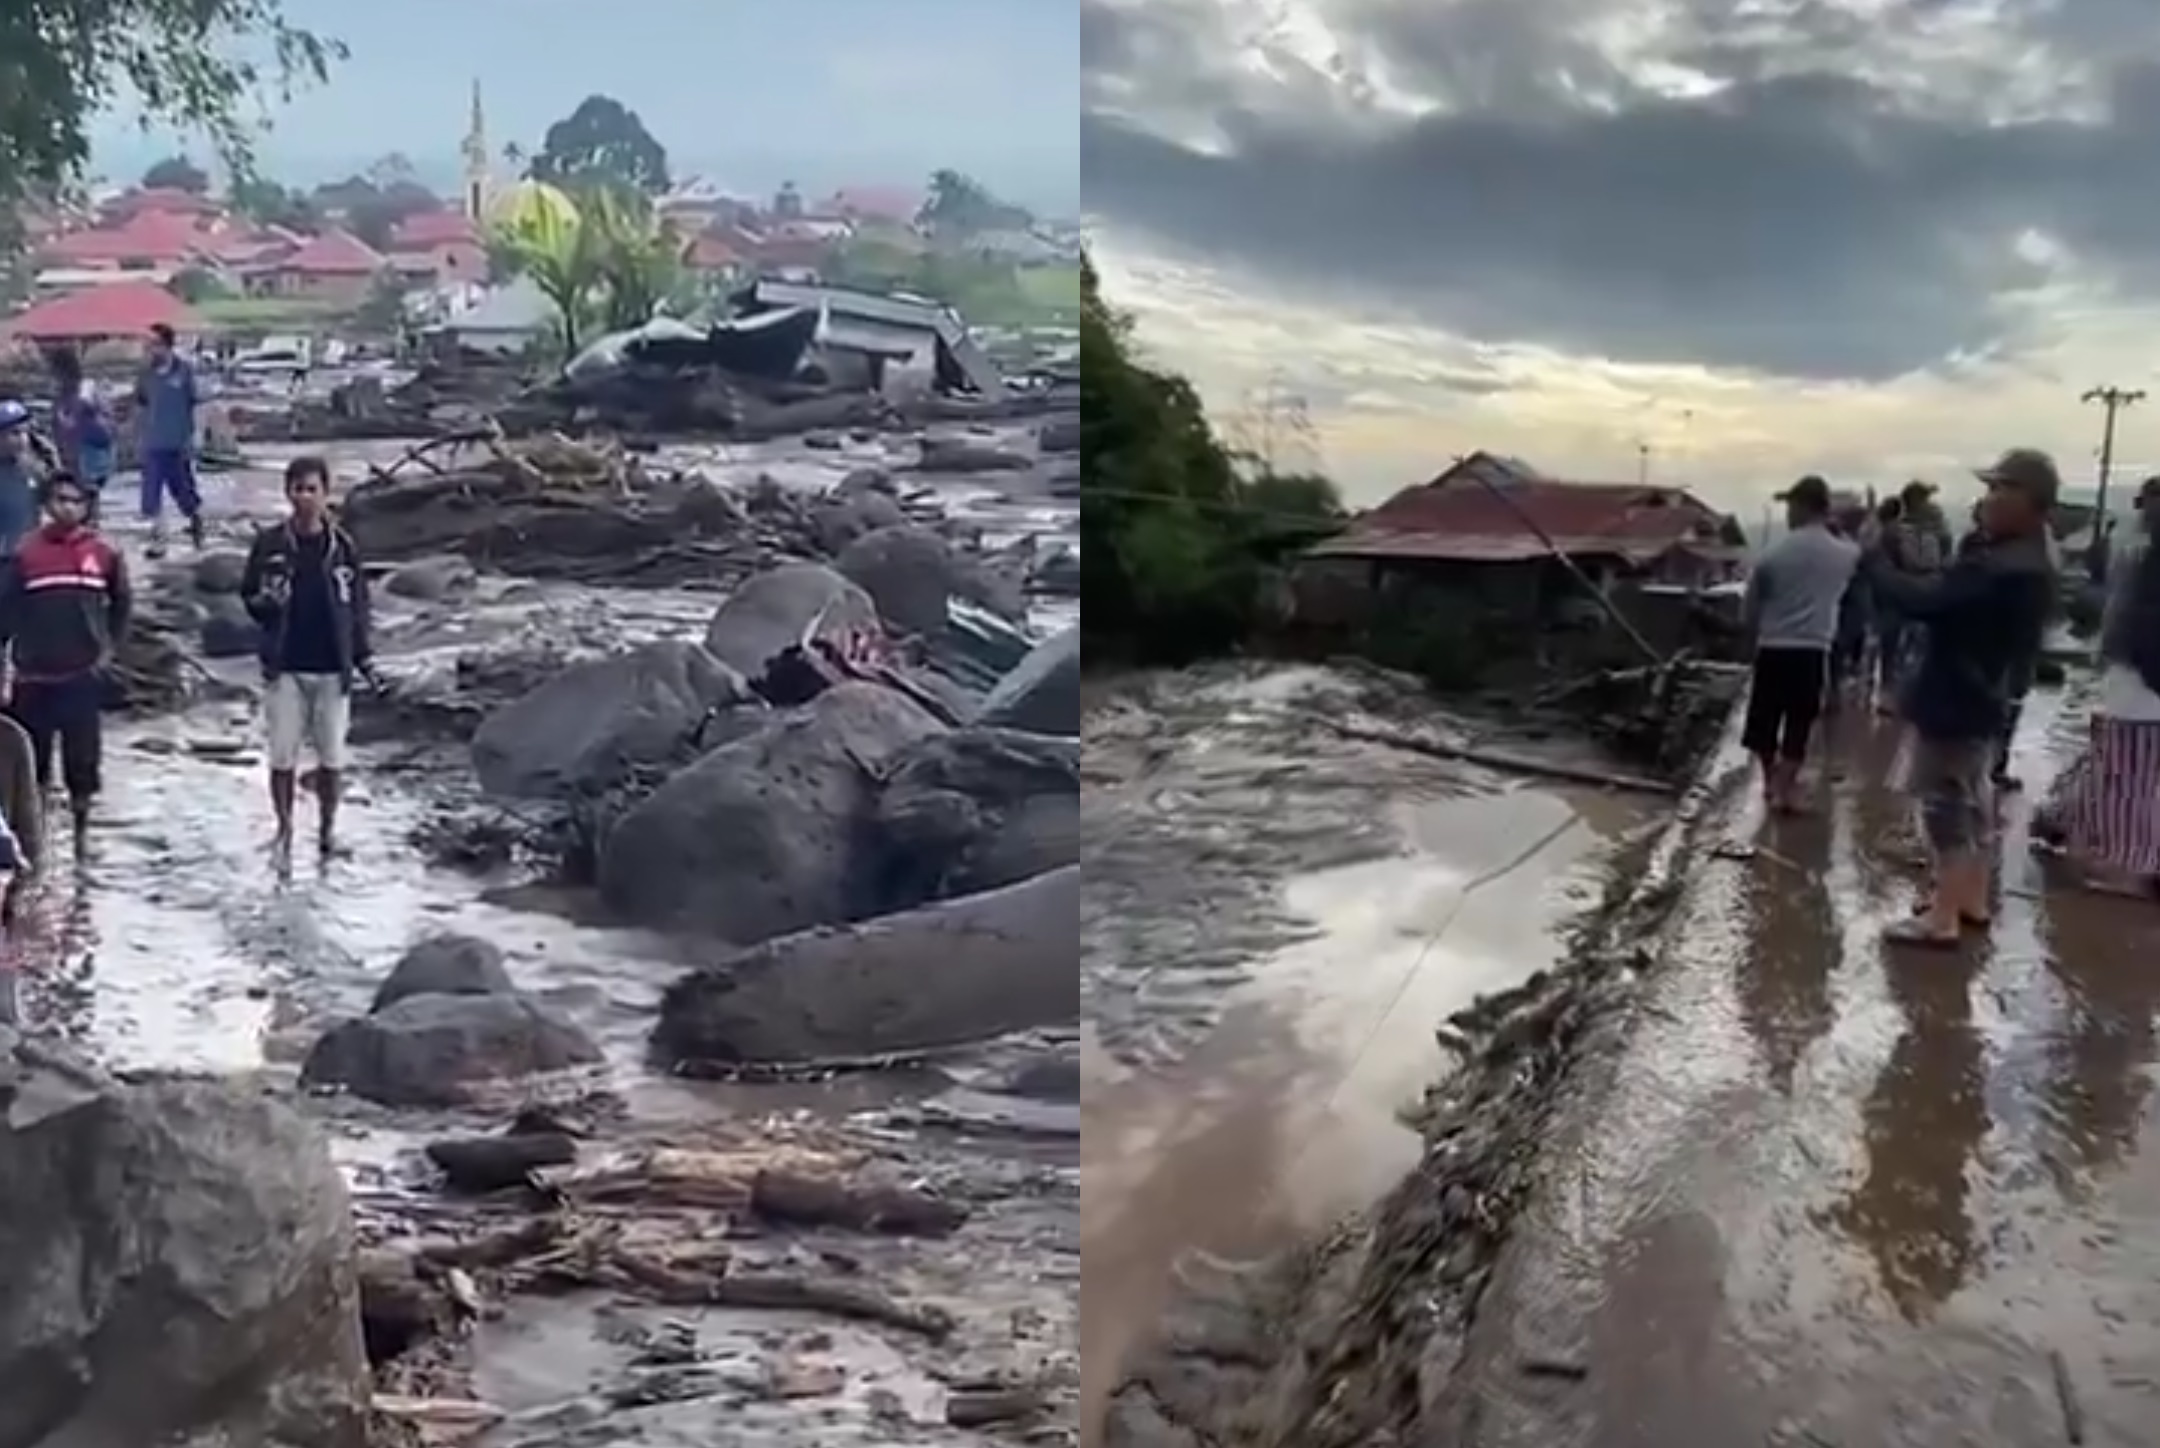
[1084,0,2160,508]
[94,0,1078,211]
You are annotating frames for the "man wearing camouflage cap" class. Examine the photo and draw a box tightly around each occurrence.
[1864,447,2059,947]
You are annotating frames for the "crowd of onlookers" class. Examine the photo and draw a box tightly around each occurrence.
[1742,448,2160,948]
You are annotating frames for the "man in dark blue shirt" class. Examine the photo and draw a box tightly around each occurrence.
[239,456,375,856]
[132,322,206,558]
[1867,447,2058,947]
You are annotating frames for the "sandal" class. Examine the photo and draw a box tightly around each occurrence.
[1883,916,1963,949]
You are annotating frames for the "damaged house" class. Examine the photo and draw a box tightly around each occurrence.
[730,279,1003,398]
[1295,451,1746,664]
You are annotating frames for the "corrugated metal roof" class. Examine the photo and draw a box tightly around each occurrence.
[735,279,1003,393]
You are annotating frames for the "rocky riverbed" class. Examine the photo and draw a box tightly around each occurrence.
[0,416,1080,1448]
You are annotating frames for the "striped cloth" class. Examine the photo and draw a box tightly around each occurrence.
[2041,715,2160,877]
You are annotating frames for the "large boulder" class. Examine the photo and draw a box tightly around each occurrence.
[0,1047,369,1448]
[976,626,1079,736]
[701,562,878,677]
[471,640,762,800]
[598,683,945,942]
[652,866,1079,1066]
[370,933,515,1013]
[837,524,1026,637]
[871,726,1078,909]
[300,993,604,1108]
[809,488,907,555]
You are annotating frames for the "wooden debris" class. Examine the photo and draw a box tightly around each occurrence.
[425,1132,578,1194]
[946,1384,1049,1427]
[749,1167,969,1237]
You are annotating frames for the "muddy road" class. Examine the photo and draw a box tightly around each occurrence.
[2,434,1079,1446]
[1434,681,2160,1448]
[1080,663,1659,1441]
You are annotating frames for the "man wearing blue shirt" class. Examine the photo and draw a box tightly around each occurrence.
[132,322,206,558]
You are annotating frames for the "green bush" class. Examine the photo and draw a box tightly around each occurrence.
[1081,256,1344,664]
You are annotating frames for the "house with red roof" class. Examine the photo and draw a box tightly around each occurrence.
[99,187,225,224]
[252,228,388,304]
[39,209,214,273]
[2,280,203,344]
[386,209,486,287]
[1296,451,1745,644]
[683,229,747,278]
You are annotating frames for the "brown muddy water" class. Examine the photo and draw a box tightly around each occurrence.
[1080,662,1657,1439]
[3,435,1079,1445]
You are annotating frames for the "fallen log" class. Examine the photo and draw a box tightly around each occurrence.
[425,1131,578,1193]
[946,1385,1049,1428]
[749,1167,969,1237]
[1316,719,1679,796]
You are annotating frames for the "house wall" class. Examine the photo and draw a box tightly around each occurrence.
[262,270,378,305]
[390,240,485,286]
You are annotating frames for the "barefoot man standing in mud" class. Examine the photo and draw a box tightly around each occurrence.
[1741,474,1860,813]
[240,456,376,857]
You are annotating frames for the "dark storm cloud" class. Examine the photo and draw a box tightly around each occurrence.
[1082,0,2160,380]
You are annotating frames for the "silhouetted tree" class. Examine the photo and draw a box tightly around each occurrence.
[527,94,670,197]
[142,154,211,193]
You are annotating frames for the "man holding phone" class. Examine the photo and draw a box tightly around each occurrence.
[239,456,378,856]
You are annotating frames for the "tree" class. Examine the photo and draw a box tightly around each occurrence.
[917,169,1030,237]
[142,154,210,193]
[229,174,319,231]
[0,1,341,211]
[353,273,410,335]
[166,265,231,303]
[314,175,443,250]
[488,181,603,351]
[527,94,670,198]
[1080,253,1343,662]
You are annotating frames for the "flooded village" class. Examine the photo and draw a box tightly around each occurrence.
[0,14,1083,1448]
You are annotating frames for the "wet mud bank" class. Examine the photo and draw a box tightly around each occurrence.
[1094,676,1748,1448]
[1082,662,1724,1445]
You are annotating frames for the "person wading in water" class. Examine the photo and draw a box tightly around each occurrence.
[1740,474,1860,814]
[0,472,132,849]
[240,456,376,857]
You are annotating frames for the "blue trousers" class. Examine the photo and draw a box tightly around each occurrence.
[140,448,202,521]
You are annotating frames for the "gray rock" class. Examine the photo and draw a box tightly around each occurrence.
[916,437,1029,473]
[598,682,945,942]
[702,562,879,678]
[383,554,477,601]
[652,866,1078,1065]
[809,488,907,555]
[191,550,250,595]
[301,994,604,1108]
[836,523,964,638]
[1038,415,1080,454]
[1001,1047,1082,1102]
[872,726,1078,909]
[198,593,261,660]
[471,640,762,800]
[0,1068,369,1448]
[371,933,514,1013]
[976,626,1079,737]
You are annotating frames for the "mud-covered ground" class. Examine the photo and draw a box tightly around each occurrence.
[3,435,1078,1446]
[1104,665,2160,1448]
[1080,662,1662,1441]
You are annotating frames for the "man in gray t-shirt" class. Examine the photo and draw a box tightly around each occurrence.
[1742,474,1861,811]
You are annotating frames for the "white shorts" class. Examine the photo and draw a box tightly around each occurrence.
[264,673,351,772]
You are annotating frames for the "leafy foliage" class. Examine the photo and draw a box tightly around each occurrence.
[1081,255,1346,663]
[141,153,210,192]
[0,0,341,205]
[826,236,1077,328]
[228,174,319,230]
[916,169,1031,237]
[165,265,231,303]
[527,95,671,198]
[486,181,689,349]
[312,173,441,251]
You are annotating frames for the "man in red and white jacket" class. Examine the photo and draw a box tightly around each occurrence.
[0,472,131,837]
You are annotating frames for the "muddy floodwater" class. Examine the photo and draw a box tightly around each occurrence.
[1079,662,1656,1438]
[4,437,1079,1445]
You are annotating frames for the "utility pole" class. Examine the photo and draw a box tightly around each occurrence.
[2082,389,2134,529]
[1636,441,1651,485]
